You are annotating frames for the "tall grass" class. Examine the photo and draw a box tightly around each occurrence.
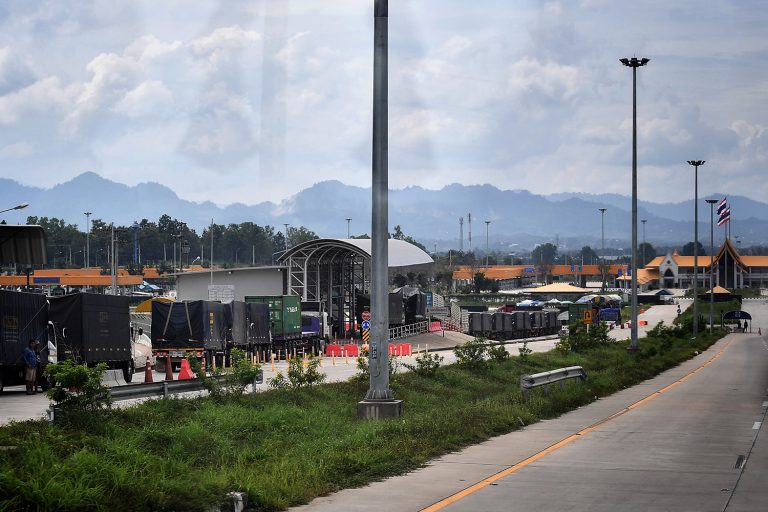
[0,330,724,511]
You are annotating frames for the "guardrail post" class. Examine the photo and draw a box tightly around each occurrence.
[162,381,169,398]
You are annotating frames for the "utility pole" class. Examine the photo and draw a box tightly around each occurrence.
[467,213,472,253]
[210,218,214,285]
[485,220,491,267]
[620,56,649,352]
[599,208,607,291]
[110,224,116,295]
[358,0,401,419]
[459,217,464,252]
[346,218,352,238]
[688,160,705,339]
[641,219,647,267]
[284,223,290,250]
[84,211,92,268]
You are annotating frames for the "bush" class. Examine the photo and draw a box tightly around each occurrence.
[453,337,489,368]
[353,348,401,383]
[518,341,533,360]
[45,360,111,424]
[558,322,614,353]
[186,349,261,399]
[488,344,510,361]
[269,356,326,389]
[403,352,443,377]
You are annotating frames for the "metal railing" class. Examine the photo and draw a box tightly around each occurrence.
[388,321,428,341]
[107,371,263,402]
[520,366,586,400]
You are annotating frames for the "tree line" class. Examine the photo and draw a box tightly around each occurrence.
[24,215,319,272]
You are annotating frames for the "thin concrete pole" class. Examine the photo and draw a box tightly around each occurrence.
[706,199,717,333]
[366,0,393,401]
[630,65,639,349]
[688,160,705,338]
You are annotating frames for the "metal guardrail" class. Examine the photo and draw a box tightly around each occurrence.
[520,366,586,400]
[388,321,428,341]
[106,370,264,402]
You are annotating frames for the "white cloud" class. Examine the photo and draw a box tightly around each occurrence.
[0,141,33,158]
[113,80,173,118]
[188,25,261,70]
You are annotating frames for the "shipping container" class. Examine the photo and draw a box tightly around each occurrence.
[244,295,301,340]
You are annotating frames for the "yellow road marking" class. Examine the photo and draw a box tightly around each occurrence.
[421,338,733,512]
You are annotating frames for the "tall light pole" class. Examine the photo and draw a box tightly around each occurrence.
[706,199,718,334]
[83,212,92,269]
[284,223,290,250]
[688,160,705,339]
[599,208,607,291]
[485,220,491,267]
[641,219,647,267]
[620,56,649,352]
[359,0,400,419]
[346,218,352,238]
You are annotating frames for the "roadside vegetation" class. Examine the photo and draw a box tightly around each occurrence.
[0,325,727,511]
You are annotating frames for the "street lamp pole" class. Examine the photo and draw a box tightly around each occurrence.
[485,220,491,267]
[706,199,717,334]
[284,223,290,250]
[599,208,607,291]
[0,202,28,215]
[84,211,92,269]
[620,56,649,352]
[688,160,705,339]
[359,0,400,419]
[641,219,647,267]
[346,218,352,238]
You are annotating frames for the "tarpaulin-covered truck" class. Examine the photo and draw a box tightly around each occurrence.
[229,301,271,358]
[151,300,229,372]
[48,293,133,381]
[0,290,53,393]
[244,295,328,355]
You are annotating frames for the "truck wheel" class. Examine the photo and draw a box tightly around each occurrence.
[123,360,134,383]
[155,358,166,373]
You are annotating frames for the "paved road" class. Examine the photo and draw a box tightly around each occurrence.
[295,300,768,511]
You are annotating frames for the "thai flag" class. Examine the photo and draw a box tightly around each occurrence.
[718,207,731,226]
[717,197,727,216]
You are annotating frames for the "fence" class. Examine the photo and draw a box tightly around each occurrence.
[388,321,429,341]
[520,366,586,400]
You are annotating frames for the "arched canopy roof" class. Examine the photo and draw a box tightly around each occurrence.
[279,238,433,267]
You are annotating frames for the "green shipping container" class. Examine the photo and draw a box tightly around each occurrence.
[244,295,302,339]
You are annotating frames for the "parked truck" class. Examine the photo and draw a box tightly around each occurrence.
[244,295,329,355]
[48,293,133,381]
[150,300,229,372]
[0,290,53,392]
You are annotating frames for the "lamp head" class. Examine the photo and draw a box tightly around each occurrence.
[687,160,706,166]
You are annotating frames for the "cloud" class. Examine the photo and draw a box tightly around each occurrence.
[0,47,37,94]
[188,25,261,71]
[113,80,173,118]
[0,141,33,158]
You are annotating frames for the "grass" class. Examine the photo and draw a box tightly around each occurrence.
[0,329,726,512]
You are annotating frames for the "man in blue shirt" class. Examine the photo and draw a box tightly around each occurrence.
[23,339,38,395]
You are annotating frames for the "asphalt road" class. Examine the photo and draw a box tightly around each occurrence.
[295,300,768,511]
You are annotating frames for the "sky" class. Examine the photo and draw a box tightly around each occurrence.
[0,0,766,206]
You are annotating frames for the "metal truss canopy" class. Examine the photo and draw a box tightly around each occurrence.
[278,238,433,336]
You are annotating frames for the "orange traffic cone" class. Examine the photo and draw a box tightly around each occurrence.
[144,356,153,383]
[178,358,195,380]
[165,355,174,381]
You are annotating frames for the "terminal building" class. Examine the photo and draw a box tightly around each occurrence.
[452,263,629,290]
[629,239,768,290]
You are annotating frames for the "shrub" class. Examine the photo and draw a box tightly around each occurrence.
[353,348,401,383]
[518,341,533,360]
[45,360,111,424]
[453,337,489,368]
[269,356,326,389]
[558,322,614,353]
[403,352,443,377]
[186,349,261,398]
[488,344,510,361]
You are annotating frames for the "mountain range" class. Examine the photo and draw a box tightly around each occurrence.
[1,172,766,251]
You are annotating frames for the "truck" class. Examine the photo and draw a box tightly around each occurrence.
[150,300,229,372]
[244,295,329,355]
[229,300,271,358]
[48,293,133,381]
[0,290,54,393]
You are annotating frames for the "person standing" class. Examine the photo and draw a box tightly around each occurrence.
[23,339,39,395]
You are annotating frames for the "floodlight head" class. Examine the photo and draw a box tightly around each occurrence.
[620,57,650,68]
[687,160,706,167]
[599,208,607,213]
[619,58,630,66]
[705,199,718,204]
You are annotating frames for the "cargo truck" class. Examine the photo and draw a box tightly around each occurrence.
[48,293,133,381]
[0,290,54,392]
[151,300,229,372]
[244,295,329,355]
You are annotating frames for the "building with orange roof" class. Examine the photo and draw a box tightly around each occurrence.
[642,239,768,290]
[452,262,631,290]
[0,265,209,291]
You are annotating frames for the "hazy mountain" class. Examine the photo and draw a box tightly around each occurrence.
[2,173,767,250]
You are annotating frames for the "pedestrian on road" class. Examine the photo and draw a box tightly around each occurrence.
[743,320,749,333]
[738,319,742,331]
[23,339,38,395]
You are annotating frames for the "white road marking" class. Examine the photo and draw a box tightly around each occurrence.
[753,422,762,430]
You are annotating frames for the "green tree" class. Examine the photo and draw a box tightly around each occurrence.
[681,241,705,256]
